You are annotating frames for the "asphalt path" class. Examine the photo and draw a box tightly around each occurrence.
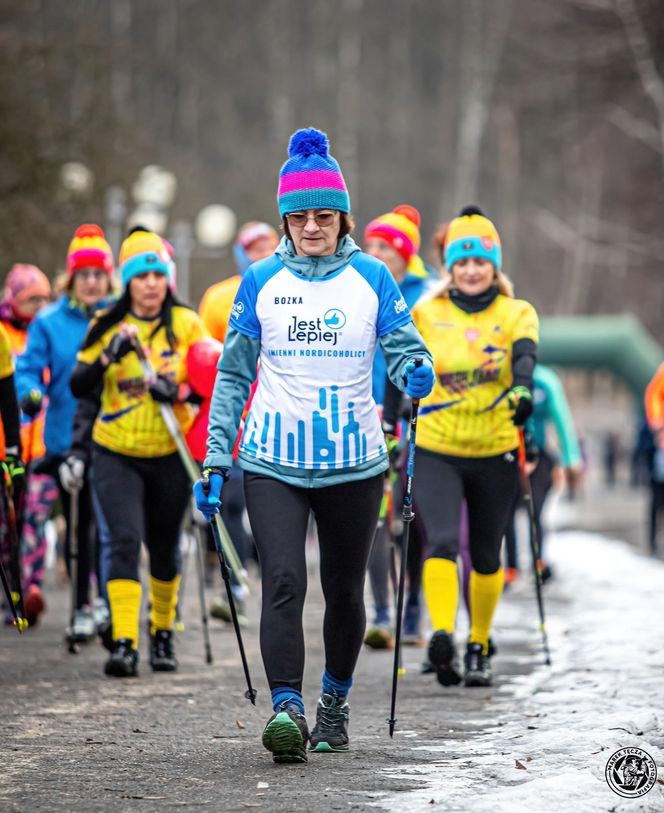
[0,540,548,813]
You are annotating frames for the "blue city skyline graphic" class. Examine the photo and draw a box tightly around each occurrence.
[241,384,384,469]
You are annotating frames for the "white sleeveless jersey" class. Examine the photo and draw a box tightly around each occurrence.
[229,252,411,470]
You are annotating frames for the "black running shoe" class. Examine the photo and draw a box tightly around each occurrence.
[104,638,139,678]
[309,693,350,753]
[98,620,114,653]
[464,641,492,687]
[150,629,178,672]
[262,704,309,764]
[428,630,462,686]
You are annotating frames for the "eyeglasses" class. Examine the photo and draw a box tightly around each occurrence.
[75,269,107,281]
[21,295,49,306]
[285,211,338,228]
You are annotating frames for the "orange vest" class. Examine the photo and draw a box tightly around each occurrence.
[0,320,47,460]
[645,362,664,445]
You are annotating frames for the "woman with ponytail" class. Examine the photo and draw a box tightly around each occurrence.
[70,228,207,678]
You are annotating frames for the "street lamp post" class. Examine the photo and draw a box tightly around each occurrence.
[104,186,128,260]
[169,220,195,304]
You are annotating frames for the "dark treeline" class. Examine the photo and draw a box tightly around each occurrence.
[1,0,663,335]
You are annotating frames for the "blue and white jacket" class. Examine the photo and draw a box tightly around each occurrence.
[205,235,431,487]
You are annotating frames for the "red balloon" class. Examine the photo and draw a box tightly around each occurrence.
[186,337,223,397]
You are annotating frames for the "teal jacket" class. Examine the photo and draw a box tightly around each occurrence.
[529,365,582,468]
[204,236,431,487]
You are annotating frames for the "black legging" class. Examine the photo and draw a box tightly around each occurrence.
[36,455,96,609]
[413,448,519,574]
[505,450,555,568]
[367,475,425,612]
[244,471,384,692]
[649,480,664,554]
[92,445,191,582]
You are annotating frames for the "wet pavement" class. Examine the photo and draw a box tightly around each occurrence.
[1,480,659,812]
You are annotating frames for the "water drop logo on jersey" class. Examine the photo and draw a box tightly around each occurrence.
[605,747,657,798]
[287,308,346,346]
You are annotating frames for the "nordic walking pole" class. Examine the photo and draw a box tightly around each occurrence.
[202,473,257,704]
[64,485,80,654]
[517,429,552,666]
[388,359,423,738]
[192,519,213,664]
[0,556,24,633]
[384,473,405,676]
[174,530,190,632]
[2,464,27,632]
[130,337,248,591]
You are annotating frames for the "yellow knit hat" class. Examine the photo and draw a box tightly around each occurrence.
[445,207,502,269]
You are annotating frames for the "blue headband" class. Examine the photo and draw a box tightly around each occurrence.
[121,252,171,288]
[445,236,502,270]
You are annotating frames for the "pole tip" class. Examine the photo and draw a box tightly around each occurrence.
[245,688,258,705]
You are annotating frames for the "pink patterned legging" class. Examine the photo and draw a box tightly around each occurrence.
[21,473,59,589]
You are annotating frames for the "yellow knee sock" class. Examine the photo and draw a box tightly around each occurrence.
[149,575,180,635]
[469,569,504,654]
[422,557,459,633]
[107,579,142,646]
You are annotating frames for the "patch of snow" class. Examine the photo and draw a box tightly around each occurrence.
[380,531,664,812]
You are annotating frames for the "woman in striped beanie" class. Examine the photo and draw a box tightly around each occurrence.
[15,225,114,642]
[195,127,434,763]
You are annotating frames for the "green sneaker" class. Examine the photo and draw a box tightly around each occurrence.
[309,693,350,753]
[363,623,393,650]
[210,595,248,626]
[262,705,309,764]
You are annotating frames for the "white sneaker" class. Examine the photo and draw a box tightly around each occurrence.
[91,597,110,629]
[71,606,96,642]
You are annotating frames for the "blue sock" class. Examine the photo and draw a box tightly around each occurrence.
[375,605,390,625]
[271,687,305,715]
[321,669,352,699]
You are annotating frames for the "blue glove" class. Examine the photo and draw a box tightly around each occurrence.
[403,359,434,399]
[193,468,226,519]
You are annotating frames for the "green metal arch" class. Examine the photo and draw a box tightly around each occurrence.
[538,315,662,400]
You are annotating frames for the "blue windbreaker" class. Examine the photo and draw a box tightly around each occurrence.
[15,295,99,457]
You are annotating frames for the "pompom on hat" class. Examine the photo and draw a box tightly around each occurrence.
[364,204,422,265]
[66,224,114,277]
[277,127,350,216]
[118,228,172,288]
[444,206,502,270]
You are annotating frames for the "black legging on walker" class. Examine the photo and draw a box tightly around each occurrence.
[505,449,555,569]
[413,448,520,573]
[244,471,384,692]
[92,445,191,582]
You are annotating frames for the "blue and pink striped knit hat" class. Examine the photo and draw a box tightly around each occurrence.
[277,128,350,216]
